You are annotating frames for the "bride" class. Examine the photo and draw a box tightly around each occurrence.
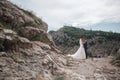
[69,38,86,60]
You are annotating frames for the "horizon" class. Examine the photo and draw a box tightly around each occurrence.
[9,0,120,33]
[51,24,120,33]
[49,22,120,33]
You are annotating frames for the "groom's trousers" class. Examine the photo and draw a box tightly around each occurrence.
[84,42,88,59]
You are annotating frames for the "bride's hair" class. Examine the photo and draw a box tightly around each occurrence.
[82,37,86,44]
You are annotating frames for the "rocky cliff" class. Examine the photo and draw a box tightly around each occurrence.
[0,0,55,45]
[0,0,47,31]
[0,0,67,80]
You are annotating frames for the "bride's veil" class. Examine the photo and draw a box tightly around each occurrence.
[79,38,83,47]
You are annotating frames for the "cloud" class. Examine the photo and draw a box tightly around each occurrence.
[9,0,120,31]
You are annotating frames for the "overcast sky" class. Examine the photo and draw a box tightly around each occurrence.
[9,0,120,32]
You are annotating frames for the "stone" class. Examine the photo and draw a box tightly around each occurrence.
[0,28,32,51]
[21,27,55,45]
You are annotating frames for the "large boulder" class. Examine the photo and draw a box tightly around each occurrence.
[20,27,55,46]
[0,28,32,51]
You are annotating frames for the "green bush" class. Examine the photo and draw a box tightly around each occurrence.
[111,54,120,67]
[54,75,65,80]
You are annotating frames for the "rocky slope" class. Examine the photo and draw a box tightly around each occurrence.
[49,26,120,57]
[63,57,120,80]
[0,28,67,80]
[0,0,67,80]
[0,0,54,45]
[0,0,47,31]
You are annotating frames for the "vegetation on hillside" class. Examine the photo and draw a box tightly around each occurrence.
[49,26,120,66]
[59,26,120,41]
[111,53,120,67]
[50,26,120,47]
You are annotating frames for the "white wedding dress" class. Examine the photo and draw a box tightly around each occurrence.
[69,38,86,60]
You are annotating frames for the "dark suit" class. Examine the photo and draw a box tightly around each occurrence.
[84,41,88,58]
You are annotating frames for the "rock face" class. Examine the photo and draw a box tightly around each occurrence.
[0,35,66,80]
[49,26,120,57]
[0,28,32,51]
[0,24,66,80]
[0,0,66,80]
[0,0,54,45]
[20,27,55,45]
[0,0,47,31]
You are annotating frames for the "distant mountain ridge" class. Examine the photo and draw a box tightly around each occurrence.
[49,26,120,57]
[70,22,120,33]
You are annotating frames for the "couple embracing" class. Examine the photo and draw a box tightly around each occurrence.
[69,37,88,60]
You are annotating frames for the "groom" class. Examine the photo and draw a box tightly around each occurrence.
[83,37,88,59]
